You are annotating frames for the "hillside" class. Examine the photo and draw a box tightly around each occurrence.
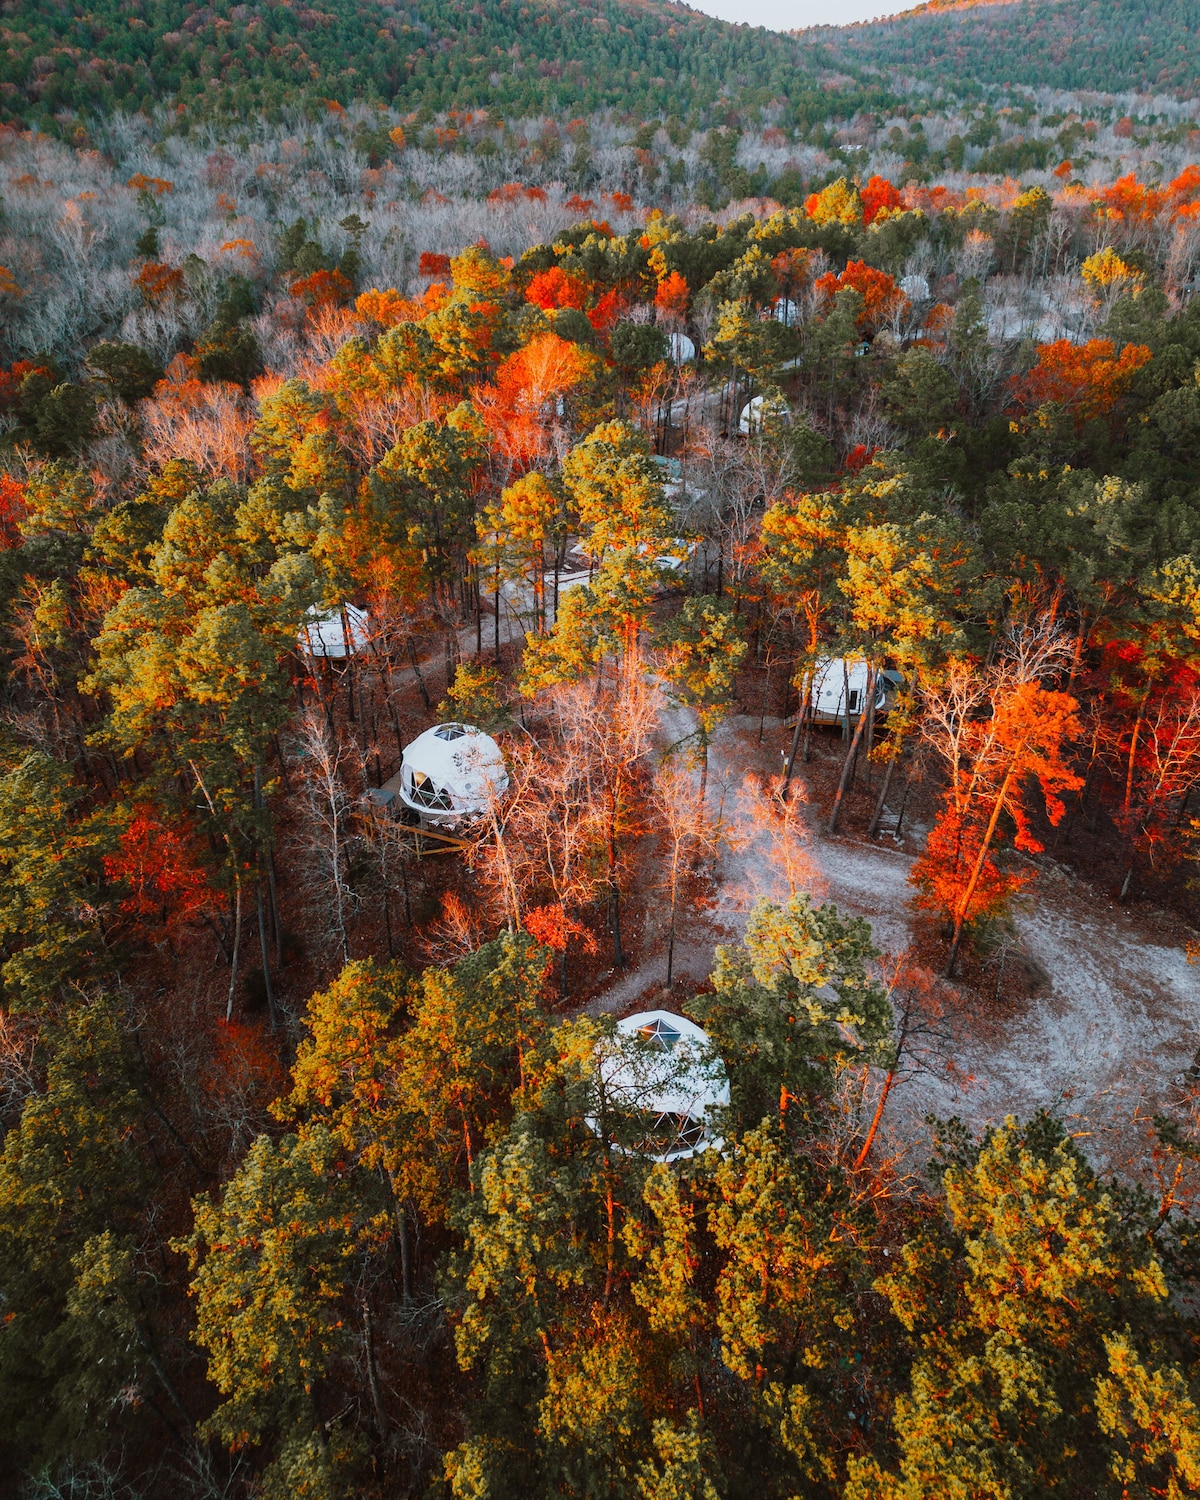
[819,0,1200,97]
[0,0,865,127]
[4,0,1199,133]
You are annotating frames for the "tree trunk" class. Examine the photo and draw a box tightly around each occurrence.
[867,744,900,838]
[862,680,878,783]
[852,1066,898,1172]
[853,974,913,1170]
[225,865,243,1024]
[609,877,624,968]
[780,674,808,802]
[829,667,875,835]
[134,1320,193,1434]
[665,869,679,989]
[267,849,283,969]
[385,1172,413,1305]
[758,654,772,743]
[494,558,502,664]
[361,1297,389,1438]
[253,767,278,1028]
[256,865,278,1030]
[607,799,625,969]
[406,637,430,710]
[945,763,1018,978]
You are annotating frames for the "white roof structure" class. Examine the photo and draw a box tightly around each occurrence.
[739,393,790,435]
[393,722,507,826]
[739,395,767,435]
[667,332,696,364]
[299,603,370,659]
[900,273,930,303]
[772,296,799,327]
[590,1010,729,1163]
[809,657,903,722]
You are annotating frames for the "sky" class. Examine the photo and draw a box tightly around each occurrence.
[686,0,904,31]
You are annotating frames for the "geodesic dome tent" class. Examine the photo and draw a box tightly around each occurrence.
[739,393,789,435]
[667,332,696,364]
[298,603,370,659]
[393,722,508,827]
[590,1011,730,1163]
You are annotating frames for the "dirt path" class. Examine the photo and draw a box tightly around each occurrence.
[590,708,1200,1167]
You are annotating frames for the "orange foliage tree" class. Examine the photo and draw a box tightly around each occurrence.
[911,630,1083,975]
[354,285,448,328]
[1011,339,1152,426]
[140,355,255,481]
[474,331,597,472]
[525,265,589,311]
[0,474,26,549]
[861,175,902,225]
[814,260,906,332]
[104,801,220,944]
[134,262,184,304]
[290,268,353,308]
[1094,173,1167,229]
[1099,646,1200,900]
[654,270,690,320]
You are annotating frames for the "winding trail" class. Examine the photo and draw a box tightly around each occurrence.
[590,708,1200,1171]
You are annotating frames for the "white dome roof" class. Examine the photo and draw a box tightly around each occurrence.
[398,722,508,822]
[668,332,696,364]
[299,603,370,658]
[590,1010,729,1163]
[739,394,789,435]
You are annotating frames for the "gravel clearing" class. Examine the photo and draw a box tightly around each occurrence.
[591,709,1200,1169]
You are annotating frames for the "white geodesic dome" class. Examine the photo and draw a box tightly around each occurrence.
[590,1011,730,1163]
[397,722,508,825]
[298,603,370,659]
[739,393,789,435]
[668,332,696,364]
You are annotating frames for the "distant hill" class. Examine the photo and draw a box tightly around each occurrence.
[817,0,1200,97]
[2,0,1196,133]
[0,0,865,127]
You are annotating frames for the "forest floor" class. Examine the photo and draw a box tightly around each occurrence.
[155,628,1198,1182]
[589,708,1200,1178]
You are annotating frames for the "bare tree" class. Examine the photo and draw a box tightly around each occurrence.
[292,706,362,961]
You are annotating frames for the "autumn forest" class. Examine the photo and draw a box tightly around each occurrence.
[3,29,1200,1500]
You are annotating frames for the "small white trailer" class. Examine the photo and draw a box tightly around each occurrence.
[808,658,903,725]
[298,602,371,659]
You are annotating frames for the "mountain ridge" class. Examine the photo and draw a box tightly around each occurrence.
[1,0,1198,132]
[814,0,1200,97]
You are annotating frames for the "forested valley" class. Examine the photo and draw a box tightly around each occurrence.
[2,67,1200,1500]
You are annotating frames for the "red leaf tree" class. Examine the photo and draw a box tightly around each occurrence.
[911,630,1083,975]
[104,802,221,944]
[1011,339,1152,426]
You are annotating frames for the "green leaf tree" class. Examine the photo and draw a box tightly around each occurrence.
[657,593,747,803]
